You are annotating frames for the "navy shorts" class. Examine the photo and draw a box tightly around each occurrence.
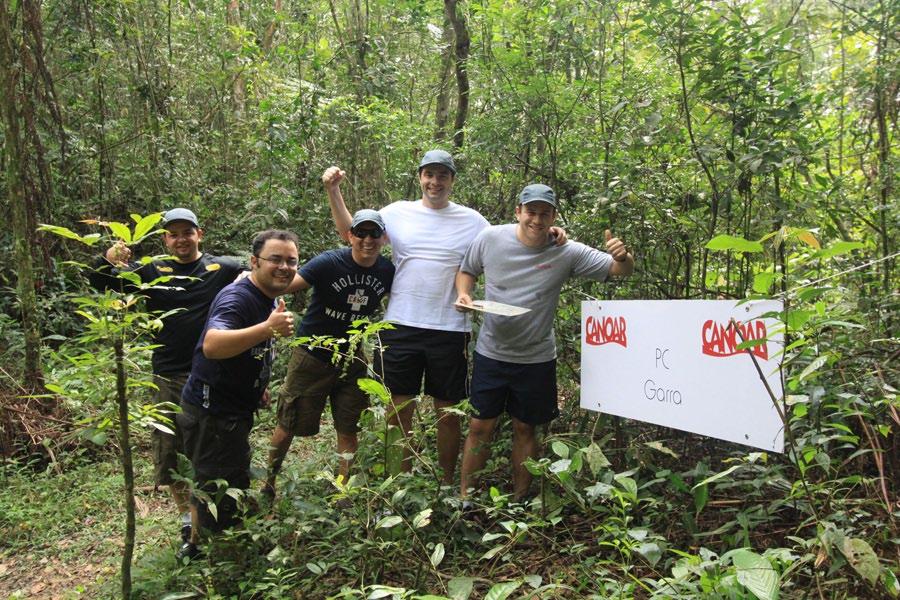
[374,324,470,402]
[469,352,559,425]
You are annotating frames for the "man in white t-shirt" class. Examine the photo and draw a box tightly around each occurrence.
[323,151,565,484]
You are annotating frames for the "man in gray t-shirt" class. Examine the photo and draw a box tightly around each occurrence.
[455,183,634,500]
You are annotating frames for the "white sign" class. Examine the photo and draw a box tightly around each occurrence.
[580,300,785,452]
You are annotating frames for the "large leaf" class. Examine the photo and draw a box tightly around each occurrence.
[484,581,522,600]
[706,235,764,253]
[816,240,864,259]
[447,577,474,600]
[691,464,741,490]
[106,221,133,243]
[733,549,779,600]
[842,537,881,585]
[430,543,445,568]
[376,515,403,529]
[584,443,610,475]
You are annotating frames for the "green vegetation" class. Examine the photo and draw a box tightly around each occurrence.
[0,0,896,598]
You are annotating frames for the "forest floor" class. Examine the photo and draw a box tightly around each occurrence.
[0,417,319,600]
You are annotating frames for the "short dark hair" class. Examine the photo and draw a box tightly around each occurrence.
[251,229,299,257]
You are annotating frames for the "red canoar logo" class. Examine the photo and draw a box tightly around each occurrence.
[584,316,627,347]
[701,319,769,360]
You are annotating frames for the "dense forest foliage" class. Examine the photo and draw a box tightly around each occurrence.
[0,0,896,598]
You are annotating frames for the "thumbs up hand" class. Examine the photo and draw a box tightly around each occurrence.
[604,229,629,262]
[266,298,294,338]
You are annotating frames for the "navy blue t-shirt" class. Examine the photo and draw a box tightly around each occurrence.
[298,248,394,361]
[182,278,276,418]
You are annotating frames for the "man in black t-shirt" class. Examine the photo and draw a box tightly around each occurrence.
[264,210,394,496]
[88,208,242,547]
[177,229,299,560]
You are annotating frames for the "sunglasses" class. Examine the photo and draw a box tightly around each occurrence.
[351,227,384,239]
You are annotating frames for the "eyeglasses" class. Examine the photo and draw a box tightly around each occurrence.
[351,228,384,239]
[256,255,299,268]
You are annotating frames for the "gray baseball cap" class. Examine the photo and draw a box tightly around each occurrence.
[161,208,200,228]
[518,184,558,209]
[417,149,457,175]
[350,209,385,231]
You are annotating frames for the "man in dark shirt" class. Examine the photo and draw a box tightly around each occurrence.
[88,208,242,547]
[264,210,394,496]
[177,229,299,560]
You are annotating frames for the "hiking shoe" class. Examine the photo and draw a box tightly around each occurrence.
[180,524,192,544]
[175,542,202,563]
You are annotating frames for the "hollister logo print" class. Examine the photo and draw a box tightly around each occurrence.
[701,319,768,360]
[584,315,627,347]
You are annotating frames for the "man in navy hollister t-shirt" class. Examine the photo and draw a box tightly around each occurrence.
[177,229,299,560]
[265,210,394,496]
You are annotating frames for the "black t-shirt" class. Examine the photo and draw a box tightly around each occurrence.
[88,254,243,375]
[181,278,275,418]
[298,248,394,361]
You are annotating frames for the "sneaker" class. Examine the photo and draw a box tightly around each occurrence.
[175,542,202,563]
[180,524,192,544]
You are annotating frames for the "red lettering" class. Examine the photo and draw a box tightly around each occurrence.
[584,315,627,347]
[702,319,769,360]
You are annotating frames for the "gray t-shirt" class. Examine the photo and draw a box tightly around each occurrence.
[461,224,613,363]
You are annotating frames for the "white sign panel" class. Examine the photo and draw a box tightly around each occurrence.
[580,300,785,452]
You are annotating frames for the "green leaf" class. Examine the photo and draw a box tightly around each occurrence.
[645,440,680,458]
[636,542,663,566]
[484,581,522,600]
[691,464,741,490]
[106,221,133,243]
[842,537,881,585]
[430,543,445,567]
[132,213,163,242]
[551,440,569,458]
[357,378,391,403]
[706,235,764,253]
[412,508,433,529]
[376,515,403,529]
[584,443,610,475]
[523,574,542,589]
[883,568,899,597]
[448,577,474,600]
[753,272,777,294]
[37,224,102,246]
[797,355,828,383]
[733,549,779,600]
[816,241,865,259]
[161,593,200,600]
[694,483,708,514]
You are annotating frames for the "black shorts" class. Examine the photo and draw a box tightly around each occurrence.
[177,402,254,531]
[374,324,469,402]
[469,352,559,425]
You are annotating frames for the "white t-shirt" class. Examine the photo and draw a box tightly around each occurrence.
[380,200,489,331]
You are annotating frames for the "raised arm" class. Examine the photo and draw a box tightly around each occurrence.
[203,298,294,359]
[323,166,352,242]
[604,229,634,277]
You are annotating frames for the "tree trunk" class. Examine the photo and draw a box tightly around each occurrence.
[0,0,43,387]
[433,11,454,142]
[226,0,245,117]
[444,0,469,149]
